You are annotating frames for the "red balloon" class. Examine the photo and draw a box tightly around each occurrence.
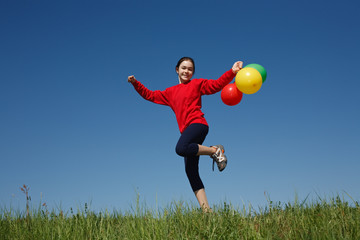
[221,83,243,106]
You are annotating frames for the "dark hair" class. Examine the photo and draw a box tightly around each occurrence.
[176,57,195,74]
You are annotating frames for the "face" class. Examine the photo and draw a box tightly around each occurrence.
[176,60,194,83]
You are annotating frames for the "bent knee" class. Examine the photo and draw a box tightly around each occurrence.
[176,143,199,157]
[175,145,187,157]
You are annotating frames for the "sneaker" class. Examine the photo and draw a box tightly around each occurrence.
[210,145,227,172]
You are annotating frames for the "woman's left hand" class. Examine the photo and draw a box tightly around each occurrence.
[232,61,243,74]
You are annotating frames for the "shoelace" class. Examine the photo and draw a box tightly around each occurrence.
[211,148,226,171]
[211,149,219,171]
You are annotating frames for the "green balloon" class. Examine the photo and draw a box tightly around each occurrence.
[244,63,267,83]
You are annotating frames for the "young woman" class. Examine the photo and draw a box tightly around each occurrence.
[128,57,243,211]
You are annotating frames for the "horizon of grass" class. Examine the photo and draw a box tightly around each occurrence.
[1,192,359,239]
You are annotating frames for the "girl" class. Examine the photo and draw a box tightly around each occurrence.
[128,57,243,211]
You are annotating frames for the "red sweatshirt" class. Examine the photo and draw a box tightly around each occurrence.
[131,69,236,133]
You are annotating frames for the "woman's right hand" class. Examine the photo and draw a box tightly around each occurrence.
[128,75,136,83]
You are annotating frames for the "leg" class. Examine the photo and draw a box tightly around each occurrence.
[184,156,211,212]
[184,155,205,197]
[194,188,211,212]
[197,145,217,156]
[176,124,211,211]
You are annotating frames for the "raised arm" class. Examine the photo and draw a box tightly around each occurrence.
[200,61,243,95]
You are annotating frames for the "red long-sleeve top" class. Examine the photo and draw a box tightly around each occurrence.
[131,69,236,133]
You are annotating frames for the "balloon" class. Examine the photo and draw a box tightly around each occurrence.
[235,68,262,94]
[221,83,243,106]
[244,63,267,83]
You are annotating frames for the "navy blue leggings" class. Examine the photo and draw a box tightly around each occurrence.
[175,123,209,192]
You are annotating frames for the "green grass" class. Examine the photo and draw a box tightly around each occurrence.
[1,195,359,239]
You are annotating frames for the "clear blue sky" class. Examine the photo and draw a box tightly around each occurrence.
[1,0,359,213]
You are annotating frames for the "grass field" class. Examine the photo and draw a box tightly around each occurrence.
[1,190,359,240]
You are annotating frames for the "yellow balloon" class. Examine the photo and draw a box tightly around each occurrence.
[235,68,263,94]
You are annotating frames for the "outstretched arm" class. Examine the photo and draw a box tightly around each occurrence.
[127,75,170,106]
